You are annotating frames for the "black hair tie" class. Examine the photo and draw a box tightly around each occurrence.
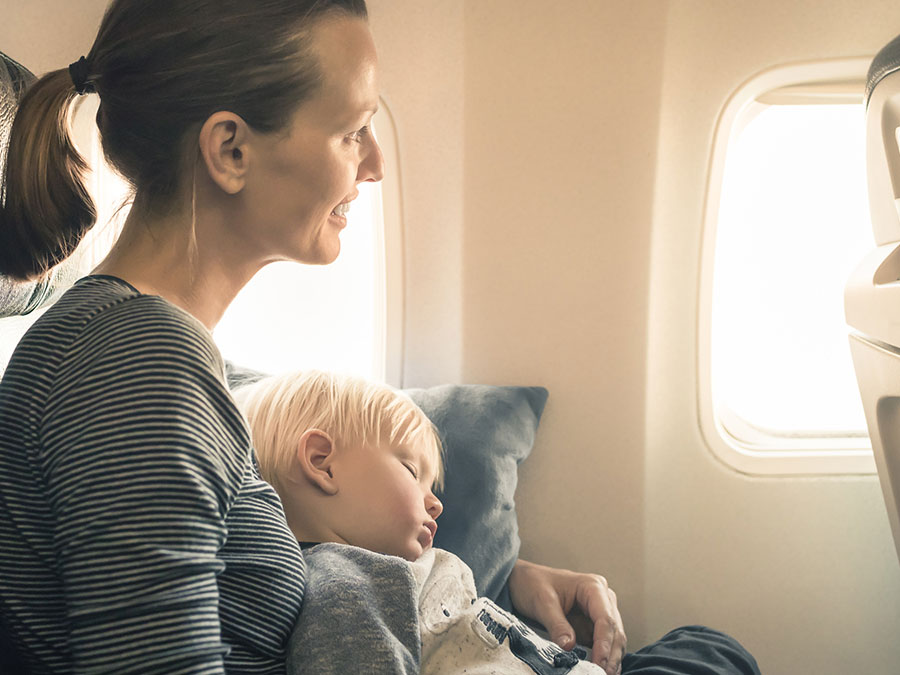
[68,56,94,95]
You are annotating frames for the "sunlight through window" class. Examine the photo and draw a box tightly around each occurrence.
[711,103,873,439]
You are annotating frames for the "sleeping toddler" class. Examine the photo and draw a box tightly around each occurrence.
[236,370,599,674]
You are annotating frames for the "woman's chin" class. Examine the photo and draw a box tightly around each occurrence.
[292,241,341,265]
[320,245,341,265]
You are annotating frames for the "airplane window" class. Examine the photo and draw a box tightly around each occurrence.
[699,60,876,474]
[713,104,871,437]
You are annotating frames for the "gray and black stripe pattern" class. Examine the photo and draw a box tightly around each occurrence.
[0,275,306,674]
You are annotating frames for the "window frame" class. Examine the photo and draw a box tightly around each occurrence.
[697,58,876,476]
[375,97,405,388]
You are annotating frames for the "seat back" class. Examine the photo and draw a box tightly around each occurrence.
[0,50,41,674]
[0,52,82,319]
[846,34,900,567]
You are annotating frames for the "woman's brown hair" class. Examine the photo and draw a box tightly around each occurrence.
[0,0,368,280]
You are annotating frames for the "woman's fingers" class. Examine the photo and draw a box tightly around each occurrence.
[599,586,626,674]
[509,560,568,646]
[543,597,578,651]
[508,560,626,675]
[577,575,623,673]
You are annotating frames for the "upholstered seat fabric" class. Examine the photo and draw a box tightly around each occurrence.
[0,52,81,318]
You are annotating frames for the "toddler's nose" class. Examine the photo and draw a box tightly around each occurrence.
[426,493,443,519]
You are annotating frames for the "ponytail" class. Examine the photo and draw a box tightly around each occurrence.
[0,68,96,281]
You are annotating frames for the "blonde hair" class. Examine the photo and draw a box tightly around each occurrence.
[235,370,444,495]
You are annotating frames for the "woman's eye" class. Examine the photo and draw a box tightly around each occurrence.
[348,125,369,144]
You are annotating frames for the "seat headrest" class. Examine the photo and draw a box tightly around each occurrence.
[0,52,82,319]
[0,52,34,165]
[867,33,900,106]
[863,33,900,247]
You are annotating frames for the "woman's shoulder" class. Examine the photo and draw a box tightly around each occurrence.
[65,274,211,330]
[56,275,221,361]
[9,275,226,389]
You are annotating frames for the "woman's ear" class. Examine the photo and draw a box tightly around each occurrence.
[197,111,250,195]
[294,429,339,495]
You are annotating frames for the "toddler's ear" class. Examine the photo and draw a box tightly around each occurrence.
[295,429,339,495]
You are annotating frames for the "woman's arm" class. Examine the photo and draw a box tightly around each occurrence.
[507,558,626,675]
[44,299,248,673]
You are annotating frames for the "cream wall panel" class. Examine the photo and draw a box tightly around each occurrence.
[1,0,107,75]
[648,1,900,672]
[462,0,667,644]
[368,1,465,386]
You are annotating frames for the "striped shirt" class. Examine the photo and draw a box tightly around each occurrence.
[0,275,306,674]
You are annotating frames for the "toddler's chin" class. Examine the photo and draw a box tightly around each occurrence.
[398,541,428,562]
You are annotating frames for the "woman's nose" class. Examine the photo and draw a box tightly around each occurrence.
[358,134,385,183]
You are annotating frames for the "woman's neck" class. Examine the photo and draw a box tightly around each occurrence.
[93,200,263,331]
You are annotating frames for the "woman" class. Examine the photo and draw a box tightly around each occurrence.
[0,1,628,673]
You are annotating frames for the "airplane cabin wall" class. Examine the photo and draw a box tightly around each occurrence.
[381,0,900,671]
[647,1,900,673]
[458,0,668,648]
[368,2,466,387]
[1,1,104,76]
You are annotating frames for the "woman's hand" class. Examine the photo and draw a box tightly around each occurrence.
[508,558,626,675]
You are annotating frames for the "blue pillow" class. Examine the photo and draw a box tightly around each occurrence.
[405,384,549,608]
